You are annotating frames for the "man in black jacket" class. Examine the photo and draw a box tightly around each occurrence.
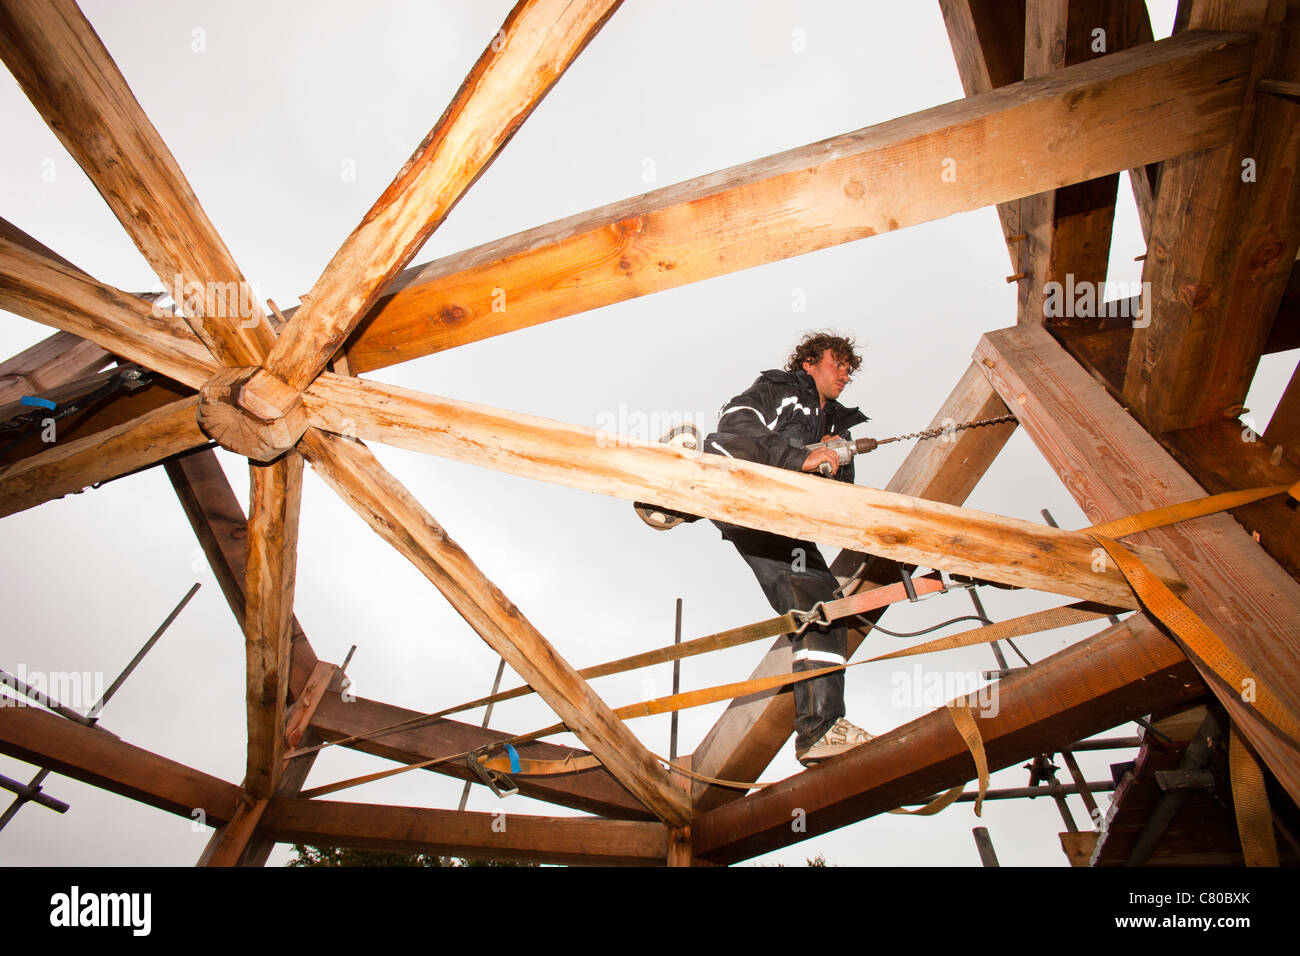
[703,332,872,766]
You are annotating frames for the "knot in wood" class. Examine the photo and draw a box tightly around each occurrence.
[439,304,468,326]
[615,215,644,238]
[1178,282,1214,310]
[1250,238,1284,271]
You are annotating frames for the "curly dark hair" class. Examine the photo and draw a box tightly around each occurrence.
[785,331,862,377]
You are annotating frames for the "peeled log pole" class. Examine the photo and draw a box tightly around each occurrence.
[0,216,155,405]
[302,372,1182,609]
[0,0,277,366]
[0,236,217,390]
[242,452,304,798]
[266,0,624,391]
[296,427,690,827]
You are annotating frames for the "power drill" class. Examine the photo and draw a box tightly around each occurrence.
[806,436,880,476]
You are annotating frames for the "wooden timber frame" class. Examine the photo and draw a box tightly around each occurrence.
[1,0,1298,867]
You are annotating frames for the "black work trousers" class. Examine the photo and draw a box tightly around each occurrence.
[713,520,846,751]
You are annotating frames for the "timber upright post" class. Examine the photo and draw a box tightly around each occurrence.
[667,753,694,867]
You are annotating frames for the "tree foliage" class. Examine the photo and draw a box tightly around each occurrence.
[286,844,539,867]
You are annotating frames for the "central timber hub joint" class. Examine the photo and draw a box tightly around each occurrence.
[197,366,309,462]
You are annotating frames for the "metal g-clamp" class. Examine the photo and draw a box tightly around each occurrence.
[468,746,519,799]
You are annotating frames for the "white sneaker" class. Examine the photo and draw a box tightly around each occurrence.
[796,718,873,767]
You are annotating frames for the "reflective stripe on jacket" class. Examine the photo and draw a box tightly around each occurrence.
[703,369,868,483]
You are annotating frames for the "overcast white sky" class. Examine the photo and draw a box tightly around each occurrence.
[2,0,1290,868]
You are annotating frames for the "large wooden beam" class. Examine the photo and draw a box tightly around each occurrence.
[939,0,1027,270]
[266,0,622,391]
[195,798,270,867]
[0,332,112,408]
[0,0,277,366]
[692,614,1204,864]
[1,365,115,427]
[976,322,1300,803]
[689,363,1017,810]
[309,690,655,820]
[940,0,1026,95]
[0,218,157,420]
[342,30,1254,373]
[0,701,241,826]
[0,214,86,273]
[242,453,303,798]
[1123,1,1300,431]
[1036,325,1300,581]
[164,448,319,697]
[0,395,207,518]
[1051,264,1300,397]
[302,372,1177,607]
[1017,1,1153,328]
[229,729,321,867]
[201,665,333,867]
[1160,418,1300,581]
[0,236,217,389]
[259,798,668,867]
[0,372,191,473]
[0,217,127,407]
[296,427,691,827]
[941,1,1158,269]
[0,219,189,454]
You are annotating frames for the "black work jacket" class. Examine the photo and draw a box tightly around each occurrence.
[702,369,869,483]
